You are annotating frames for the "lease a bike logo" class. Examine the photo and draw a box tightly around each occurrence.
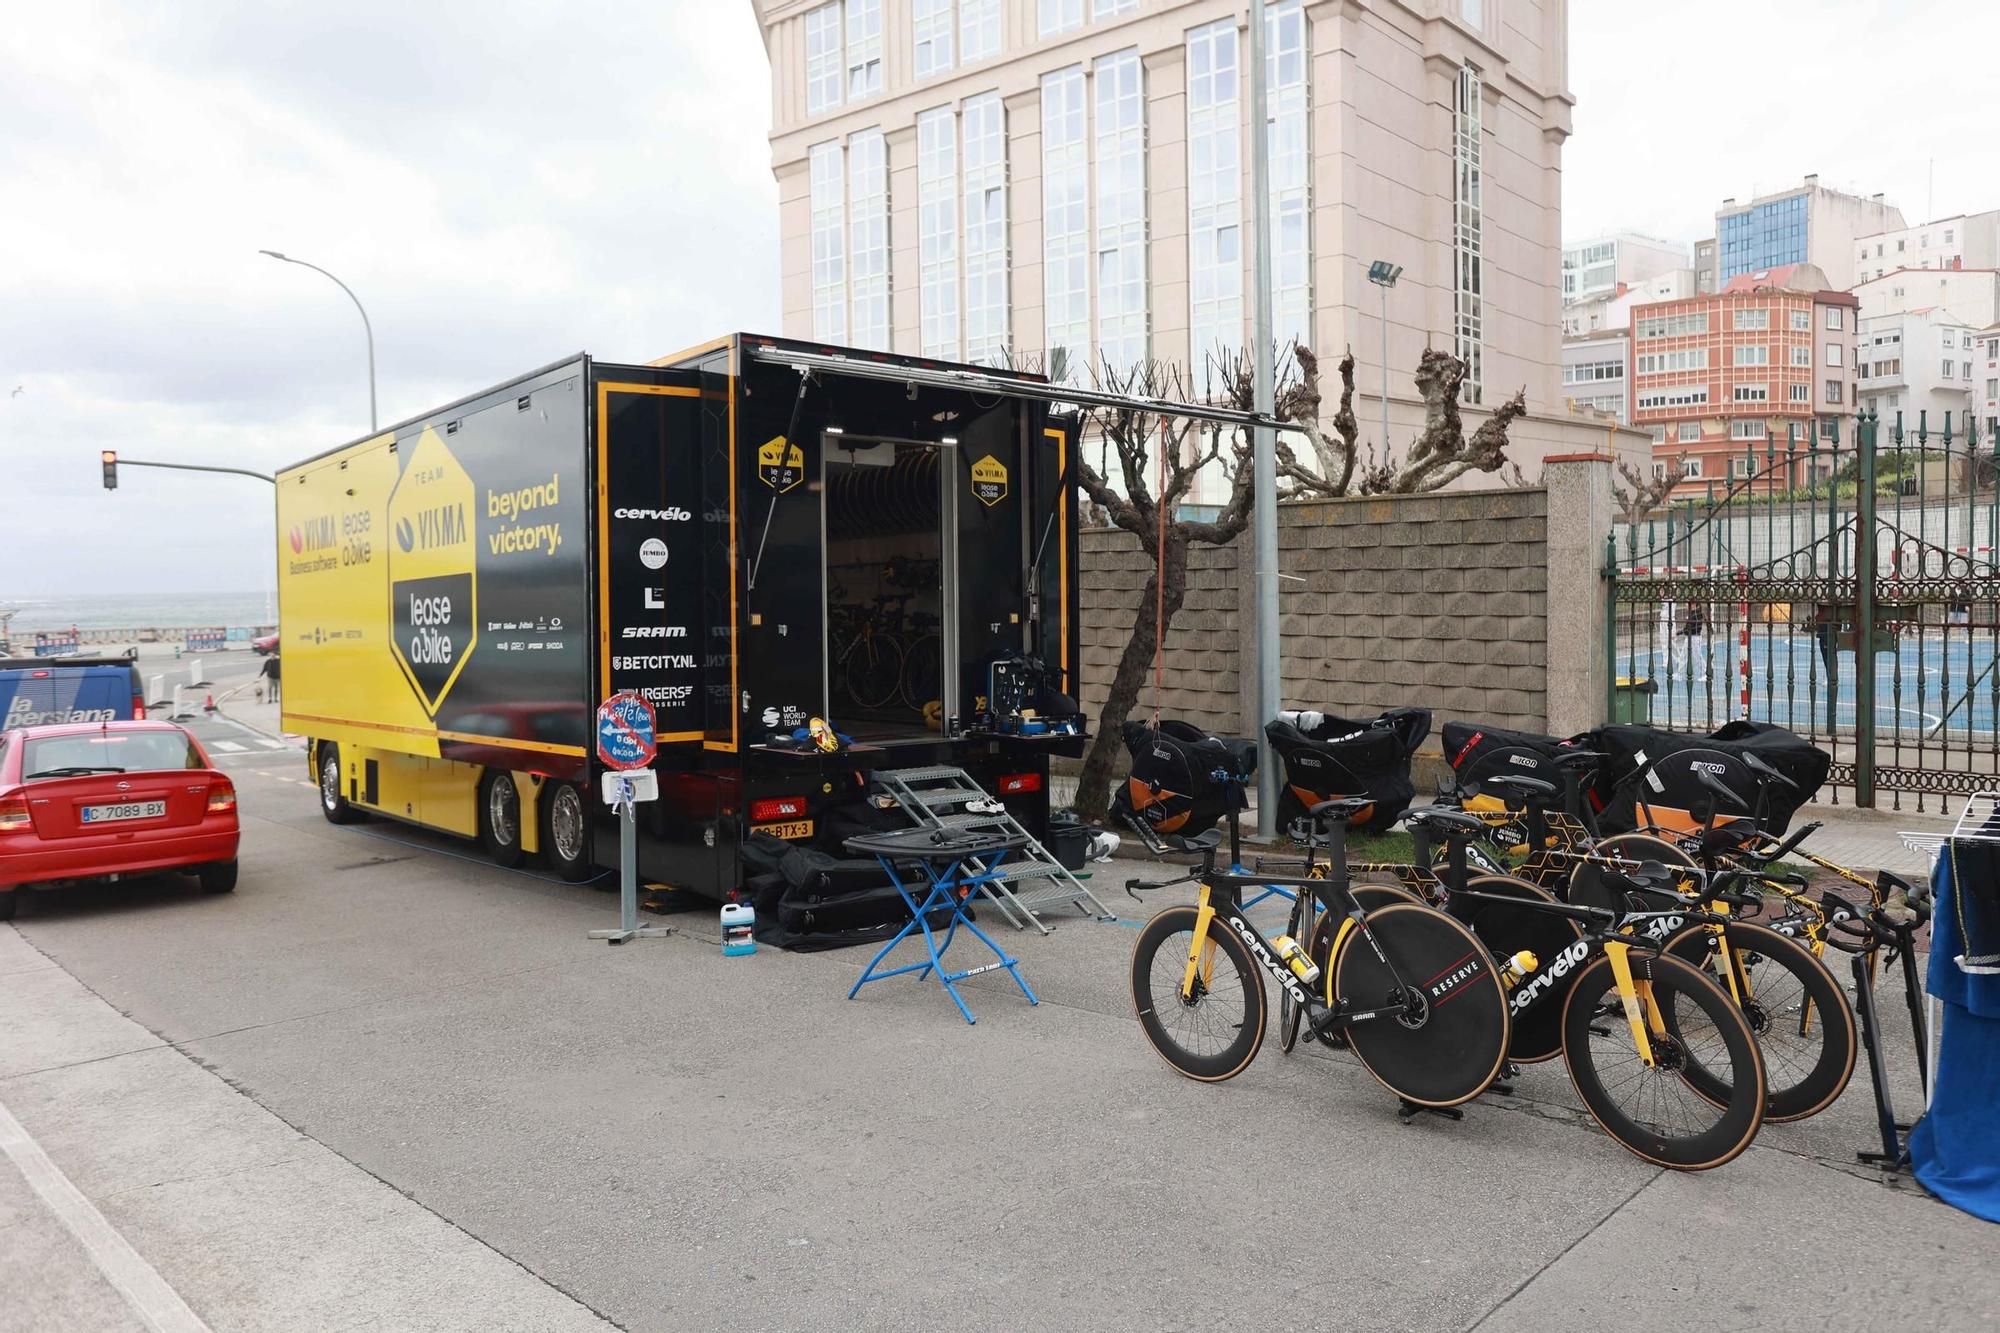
[756,435,804,492]
[969,454,1008,507]
[386,427,478,715]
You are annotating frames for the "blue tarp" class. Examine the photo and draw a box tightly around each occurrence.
[1910,841,2000,1223]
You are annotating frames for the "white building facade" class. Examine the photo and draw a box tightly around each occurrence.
[1704,175,1905,292]
[1856,307,1978,436]
[1561,329,1629,424]
[1560,233,1687,306]
[1853,210,2000,284]
[755,0,1647,493]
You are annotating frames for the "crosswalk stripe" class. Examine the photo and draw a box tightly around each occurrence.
[254,739,284,750]
[211,740,248,753]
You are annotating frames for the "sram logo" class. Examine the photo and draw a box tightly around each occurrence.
[614,507,691,521]
[622,625,689,638]
[1510,939,1590,1014]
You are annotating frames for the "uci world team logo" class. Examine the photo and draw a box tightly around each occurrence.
[386,426,477,714]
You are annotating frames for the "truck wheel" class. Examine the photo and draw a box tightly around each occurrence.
[318,744,361,825]
[479,772,526,869]
[198,861,239,894]
[542,781,595,882]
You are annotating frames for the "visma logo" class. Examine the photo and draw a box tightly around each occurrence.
[395,505,464,554]
[289,526,304,553]
[292,515,335,553]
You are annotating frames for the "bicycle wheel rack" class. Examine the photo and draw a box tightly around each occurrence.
[869,765,1116,934]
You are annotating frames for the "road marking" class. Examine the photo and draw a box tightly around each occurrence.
[0,1096,212,1333]
[254,739,285,750]
[210,741,248,753]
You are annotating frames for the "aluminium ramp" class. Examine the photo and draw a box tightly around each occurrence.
[869,765,1115,934]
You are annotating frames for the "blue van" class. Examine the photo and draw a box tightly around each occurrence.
[0,665,141,729]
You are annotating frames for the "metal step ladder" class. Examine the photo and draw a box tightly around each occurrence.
[868,765,1116,934]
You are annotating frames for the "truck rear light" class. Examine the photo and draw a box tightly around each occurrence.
[133,697,147,720]
[997,773,1042,795]
[206,782,237,813]
[749,796,807,823]
[0,796,30,833]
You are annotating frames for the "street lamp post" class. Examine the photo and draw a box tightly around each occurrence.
[259,250,377,432]
[1248,0,1280,837]
[1367,261,1402,460]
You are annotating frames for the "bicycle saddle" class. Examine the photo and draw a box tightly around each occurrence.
[1398,806,1489,840]
[1551,749,1606,771]
[1481,774,1559,803]
[1158,828,1225,854]
[1308,796,1374,823]
[1597,858,1681,897]
[1699,818,1762,857]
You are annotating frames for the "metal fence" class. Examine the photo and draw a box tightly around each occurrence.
[1605,410,2000,812]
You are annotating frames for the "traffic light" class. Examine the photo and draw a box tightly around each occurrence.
[101,450,117,490]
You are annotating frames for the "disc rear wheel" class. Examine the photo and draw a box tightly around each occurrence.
[1331,902,1509,1108]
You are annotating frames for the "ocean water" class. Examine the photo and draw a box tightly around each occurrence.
[0,591,278,633]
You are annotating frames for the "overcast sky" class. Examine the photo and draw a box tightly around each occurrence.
[4,1,1993,601]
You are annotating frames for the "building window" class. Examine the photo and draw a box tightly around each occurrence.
[1790,344,1811,367]
[1897,239,1906,252]
[1093,0,1139,15]
[1041,66,1089,378]
[1681,457,1704,478]
[1652,460,1668,480]
[1637,387,1709,409]
[1824,307,1844,330]
[1733,384,1768,402]
[1790,309,1810,331]
[917,106,960,359]
[1824,343,1843,367]
[1188,20,1243,372]
[961,93,1009,365]
[1965,333,1975,349]
[1461,0,1484,26]
[1094,49,1148,377]
[1730,455,1755,478]
[1872,357,1900,376]
[809,142,846,342]
[1964,360,1974,378]
[1453,65,1484,403]
[1789,383,1810,403]
[1988,378,1998,399]
[1636,347,1706,373]
[1989,339,1999,358]
[1678,421,1702,443]
[1731,418,1767,441]
[847,129,889,350]
[846,0,882,97]
[805,3,843,114]
[1650,425,1667,445]
[1945,328,1959,349]
[1735,308,1769,331]
[1039,0,1084,36]
[1942,359,1955,378]
[960,0,999,62]
[1825,380,1843,404]
[1734,345,1770,367]
[1563,358,1624,384]
[1265,0,1311,354]
[1946,228,1956,244]
[1636,311,1708,339]
[914,0,953,78]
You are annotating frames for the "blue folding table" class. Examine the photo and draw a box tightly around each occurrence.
[844,827,1040,1025]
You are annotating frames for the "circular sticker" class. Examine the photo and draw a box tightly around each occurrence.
[639,538,669,570]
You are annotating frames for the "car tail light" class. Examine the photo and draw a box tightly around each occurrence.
[997,773,1042,795]
[133,697,147,720]
[749,795,807,823]
[206,782,237,813]
[0,796,30,833]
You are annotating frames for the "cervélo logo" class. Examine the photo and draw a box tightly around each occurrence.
[614,506,691,522]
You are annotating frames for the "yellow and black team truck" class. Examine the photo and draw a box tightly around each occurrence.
[276,334,1092,895]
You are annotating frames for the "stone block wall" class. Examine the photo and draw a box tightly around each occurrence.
[1076,528,1244,739]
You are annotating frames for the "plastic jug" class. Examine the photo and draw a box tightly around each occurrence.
[721,893,756,956]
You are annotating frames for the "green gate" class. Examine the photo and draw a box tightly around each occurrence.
[1604,410,2000,812]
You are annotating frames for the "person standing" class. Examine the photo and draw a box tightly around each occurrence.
[260,651,281,705]
[1684,603,1708,682]
[1660,597,1683,675]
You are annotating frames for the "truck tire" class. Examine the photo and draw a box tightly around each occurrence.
[318,744,361,825]
[479,771,526,869]
[542,781,595,882]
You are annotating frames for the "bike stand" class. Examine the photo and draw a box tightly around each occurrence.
[1397,1099,1464,1124]
[1487,1063,1521,1098]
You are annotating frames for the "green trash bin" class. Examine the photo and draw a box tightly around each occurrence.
[1611,675,1656,723]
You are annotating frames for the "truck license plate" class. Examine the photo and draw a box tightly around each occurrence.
[753,819,814,840]
[82,801,166,824]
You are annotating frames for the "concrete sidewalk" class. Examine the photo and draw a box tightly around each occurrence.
[0,927,618,1333]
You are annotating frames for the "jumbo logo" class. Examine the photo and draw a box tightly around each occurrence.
[386,427,478,714]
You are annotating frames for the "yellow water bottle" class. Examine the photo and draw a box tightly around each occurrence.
[1273,934,1322,985]
[1497,950,1538,987]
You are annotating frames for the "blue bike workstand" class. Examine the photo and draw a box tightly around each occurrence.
[844,827,1040,1025]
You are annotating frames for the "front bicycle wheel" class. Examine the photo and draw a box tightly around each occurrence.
[843,633,904,710]
[1664,920,1856,1123]
[1131,906,1267,1082]
[1561,951,1765,1170]
[1331,902,1509,1108]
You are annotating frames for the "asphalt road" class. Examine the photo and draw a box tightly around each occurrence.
[4,713,1997,1331]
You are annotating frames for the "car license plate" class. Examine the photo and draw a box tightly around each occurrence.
[753,819,814,840]
[82,801,166,824]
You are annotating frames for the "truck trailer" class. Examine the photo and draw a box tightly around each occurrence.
[276,335,1107,896]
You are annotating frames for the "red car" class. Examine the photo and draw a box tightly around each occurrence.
[0,720,239,919]
[251,633,280,655]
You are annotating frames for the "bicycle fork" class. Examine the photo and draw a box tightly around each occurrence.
[1603,940,1665,1068]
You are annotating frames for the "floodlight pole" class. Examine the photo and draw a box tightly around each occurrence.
[1248,0,1281,839]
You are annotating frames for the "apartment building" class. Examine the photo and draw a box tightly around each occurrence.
[1560,233,1686,306]
[1852,210,2000,283]
[1559,267,1697,338]
[1855,307,1978,433]
[1700,175,1904,291]
[1854,266,2000,330]
[1628,264,1857,493]
[1561,328,1629,424]
[753,1,1640,495]
[1977,324,2000,438]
